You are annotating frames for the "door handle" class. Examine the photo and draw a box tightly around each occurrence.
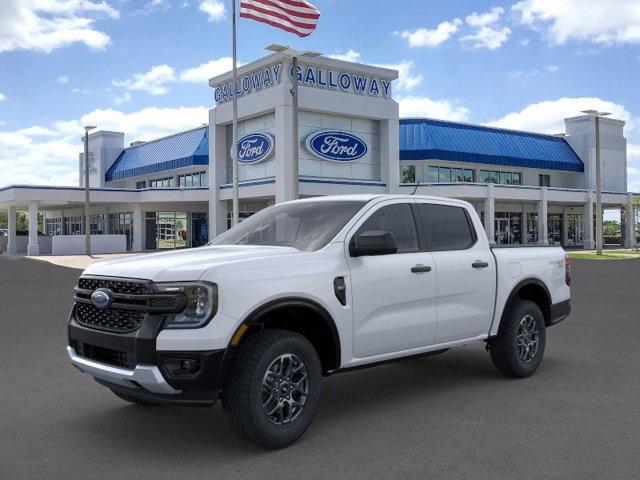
[472,261,489,269]
[411,264,432,273]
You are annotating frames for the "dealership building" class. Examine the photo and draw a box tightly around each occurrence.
[0,52,637,255]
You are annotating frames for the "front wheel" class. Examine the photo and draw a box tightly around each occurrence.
[222,329,322,449]
[489,299,546,378]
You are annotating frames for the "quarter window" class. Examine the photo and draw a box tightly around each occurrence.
[417,203,475,251]
[357,203,419,253]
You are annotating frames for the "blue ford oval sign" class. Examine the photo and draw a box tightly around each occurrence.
[305,130,367,162]
[235,133,274,164]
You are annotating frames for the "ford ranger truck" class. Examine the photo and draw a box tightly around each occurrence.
[67,194,571,448]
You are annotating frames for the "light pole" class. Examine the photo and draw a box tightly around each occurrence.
[83,125,96,255]
[266,44,320,200]
[581,110,610,256]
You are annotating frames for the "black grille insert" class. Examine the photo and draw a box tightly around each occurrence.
[74,340,136,369]
[75,303,144,333]
[78,277,153,295]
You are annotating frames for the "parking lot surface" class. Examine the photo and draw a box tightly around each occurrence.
[1,255,639,479]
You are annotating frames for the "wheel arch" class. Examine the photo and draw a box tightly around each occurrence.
[224,297,342,375]
[502,278,552,328]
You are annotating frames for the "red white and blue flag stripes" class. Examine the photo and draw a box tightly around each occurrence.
[239,0,321,37]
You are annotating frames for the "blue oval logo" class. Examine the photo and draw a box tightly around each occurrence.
[91,288,113,310]
[235,133,274,164]
[305,130,368,162]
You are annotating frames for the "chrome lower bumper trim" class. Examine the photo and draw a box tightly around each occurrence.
[66,346,181,395]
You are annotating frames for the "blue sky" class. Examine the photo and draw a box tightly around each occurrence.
[0,0,639,190]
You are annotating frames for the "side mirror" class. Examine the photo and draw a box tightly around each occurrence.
[350,230,397,257]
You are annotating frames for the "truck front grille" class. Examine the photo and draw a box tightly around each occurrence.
[73,340,136,369]
[75,303,144,333]
[73,276,184,334]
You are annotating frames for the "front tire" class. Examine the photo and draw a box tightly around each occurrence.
[489,299,546,378]
[222,329,322,449]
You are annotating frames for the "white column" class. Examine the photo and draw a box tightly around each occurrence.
[274,104,295,203]
[132,204,143,252]
[624,193,635,248]
[583,193,594,250]
[7,206,17,255]
[537,187,549,245]
[210,118,231,237]
[381,109,400,194]
[484,184,495,244]
[26,202,40,256]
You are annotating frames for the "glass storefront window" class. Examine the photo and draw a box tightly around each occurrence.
[479,170,521,185]
[145,211,207,250]
[547,214,563,245]
[494,212,522,245]
[400,165,416,183]
[527,212,538,243]
[427,166,439,183]
[438,167,451,182]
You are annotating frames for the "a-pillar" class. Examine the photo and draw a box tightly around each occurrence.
[537,187,549,245]
[132,204,143,252]
[484,184,495,244]
[583,193,594,249]
[27,202,40,256]
[6,206,17,254]
[624,193,636,248]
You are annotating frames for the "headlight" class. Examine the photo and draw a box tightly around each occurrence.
[156,282,218,329]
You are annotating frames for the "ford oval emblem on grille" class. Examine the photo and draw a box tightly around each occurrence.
[91,288,113,310]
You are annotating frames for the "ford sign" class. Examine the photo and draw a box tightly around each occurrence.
[305,130,367,162]
[234,133,274,164]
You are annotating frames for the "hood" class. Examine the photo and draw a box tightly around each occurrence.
[82,245,299,282]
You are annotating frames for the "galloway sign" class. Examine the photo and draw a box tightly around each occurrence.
[305,130,367,162]
[234,133,275,164]
[214,64,283,104]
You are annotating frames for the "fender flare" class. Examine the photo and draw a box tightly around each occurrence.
[500,277,552,328]
[230,296,342,369]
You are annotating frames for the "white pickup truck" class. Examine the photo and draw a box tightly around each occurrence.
[67,194,571,448]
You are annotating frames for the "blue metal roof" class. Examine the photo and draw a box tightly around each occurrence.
[105,126,209,181]
[399,118,584,172]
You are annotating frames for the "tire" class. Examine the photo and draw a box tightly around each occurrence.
[111,389,161,407]
[489,299,546,378]
[222,329,322,449]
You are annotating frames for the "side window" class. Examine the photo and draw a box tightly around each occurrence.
[417,203,476,251]
[356,203,419,253]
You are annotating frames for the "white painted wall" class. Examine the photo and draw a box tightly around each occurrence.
[52,234,127,255]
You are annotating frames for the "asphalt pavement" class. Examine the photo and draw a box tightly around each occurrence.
[1,255,639,480]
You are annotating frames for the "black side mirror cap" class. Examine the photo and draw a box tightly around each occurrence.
[349,230,397,257]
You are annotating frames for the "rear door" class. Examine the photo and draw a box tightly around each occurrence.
[347,200,438,357]
[415,201,496,343]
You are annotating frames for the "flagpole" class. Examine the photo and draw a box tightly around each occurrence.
[291,55,299,199]
[231,0,240,226]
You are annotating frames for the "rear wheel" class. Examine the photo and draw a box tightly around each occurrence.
[110,389,160,407]
[222,329,322,449]
[489,299,546,378]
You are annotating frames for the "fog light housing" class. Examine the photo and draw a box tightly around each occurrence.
[162,356,201,377]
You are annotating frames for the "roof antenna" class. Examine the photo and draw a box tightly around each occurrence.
[411,181,422,195]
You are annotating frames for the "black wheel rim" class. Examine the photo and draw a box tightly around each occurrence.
[261,353,309,425]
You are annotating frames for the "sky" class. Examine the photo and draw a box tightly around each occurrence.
[0,0,639,191]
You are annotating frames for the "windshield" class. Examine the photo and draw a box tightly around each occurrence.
[211,200,367,251]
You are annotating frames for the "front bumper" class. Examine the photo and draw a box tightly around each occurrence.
[68,310,228,403]
[67,346,180,394]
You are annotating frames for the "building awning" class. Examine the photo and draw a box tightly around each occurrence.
[105,126,209,182]
[399,118,584,172]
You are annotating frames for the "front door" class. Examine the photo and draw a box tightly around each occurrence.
[347,201,438,358]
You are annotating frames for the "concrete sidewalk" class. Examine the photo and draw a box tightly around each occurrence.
[0,252,143,269]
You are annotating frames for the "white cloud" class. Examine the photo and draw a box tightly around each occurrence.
[113,91,132,105]
[397,19,463,47]
[0,106,209,188]
[0,92,5,102]
[513,0,640,45]
[461,26,511,50]
[112,64,177,95]
[199,0,226,21]
[397,95,471,122]
[546,64,559,72]
[486,97,634,134]
[57,75,69,84]
[627,144,640,191]
[179,57,234,83]
[509,64,560,81]
[328,50,362,62]
[0,0,119,53]
[374,60,422,92]
[520,38,530,46]
[466,7,505,27]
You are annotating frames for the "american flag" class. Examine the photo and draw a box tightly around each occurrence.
[240,0,321,38]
